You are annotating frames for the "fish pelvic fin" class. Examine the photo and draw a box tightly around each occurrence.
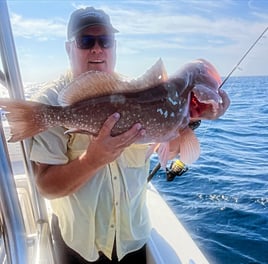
[145,142,171,168]
[146,126,200,168]
[0,99,47,142]
[64,128,93,135]
[156,142,170,168]
[179,127,200,164]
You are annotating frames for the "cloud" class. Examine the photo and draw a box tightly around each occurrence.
[115,9,267,58]
[10,13,66,41]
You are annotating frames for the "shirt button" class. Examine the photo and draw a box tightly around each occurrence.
[115,202,119,206]
[110,224,115,228]
[113,176,117,180]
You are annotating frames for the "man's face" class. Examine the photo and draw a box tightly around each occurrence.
[66,25,116,77]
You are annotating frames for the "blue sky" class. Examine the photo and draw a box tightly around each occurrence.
[3,0,268,83]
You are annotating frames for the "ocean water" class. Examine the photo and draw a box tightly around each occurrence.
[150,76,268,264]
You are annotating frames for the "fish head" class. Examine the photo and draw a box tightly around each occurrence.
[195,59,222,89]
[189,91,219,120]
[188,59,227,120]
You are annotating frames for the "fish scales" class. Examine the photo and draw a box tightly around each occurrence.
[42,79,189,143]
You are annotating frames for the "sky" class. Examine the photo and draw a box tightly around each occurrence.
[2,0,268,83]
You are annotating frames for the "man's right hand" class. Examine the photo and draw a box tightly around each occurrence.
[83,112,146,168]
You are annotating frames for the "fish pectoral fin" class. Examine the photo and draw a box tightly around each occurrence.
[146,142,170,168]
[155,142,170,168]
[64,128,92,135]
[179,127,200,164]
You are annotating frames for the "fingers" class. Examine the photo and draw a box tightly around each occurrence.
[98,112,146,148]
[99,112,121,137]
[116,123,145,148]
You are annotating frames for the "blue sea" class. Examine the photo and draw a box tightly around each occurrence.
[150,76,268,264]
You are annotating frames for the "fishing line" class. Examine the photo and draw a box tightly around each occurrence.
[219,26,268,89]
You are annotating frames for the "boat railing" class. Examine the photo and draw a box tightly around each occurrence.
[0,0,56,263]
[0,119,28,263]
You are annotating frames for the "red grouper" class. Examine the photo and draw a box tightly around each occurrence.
[0,59,230,167]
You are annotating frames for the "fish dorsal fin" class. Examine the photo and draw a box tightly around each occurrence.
[130,58,168,90]
[58,58,168,106]
[58,71,131,106]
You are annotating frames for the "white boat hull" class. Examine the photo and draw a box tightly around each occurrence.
[146,184,209,264]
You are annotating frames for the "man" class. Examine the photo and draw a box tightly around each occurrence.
[30,7,148,264]
[30,6,230,264]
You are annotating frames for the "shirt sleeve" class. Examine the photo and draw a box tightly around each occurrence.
[30,127,70,165]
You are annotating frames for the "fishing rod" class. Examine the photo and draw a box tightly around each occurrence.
[148,26,268,183]
[219,26,268,89]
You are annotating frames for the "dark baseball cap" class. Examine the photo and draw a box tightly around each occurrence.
[67,7,119,40]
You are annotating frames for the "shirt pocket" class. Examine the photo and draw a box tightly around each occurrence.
[67,134,90,161]
[119,144,149,168]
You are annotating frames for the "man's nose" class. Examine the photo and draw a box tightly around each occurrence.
[90,41,103,53]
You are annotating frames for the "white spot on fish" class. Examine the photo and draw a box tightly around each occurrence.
[164,110,168,118]
[168,97,178,106]
[157,108,169,118]
[157,108,164,115]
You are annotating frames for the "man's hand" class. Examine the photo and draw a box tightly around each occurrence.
[83,113,146,167]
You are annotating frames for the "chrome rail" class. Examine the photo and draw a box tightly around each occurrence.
[34,222,56,264]
[0,0,55,263]
[0,118,28,263]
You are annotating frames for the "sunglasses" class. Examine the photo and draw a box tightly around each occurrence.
[73,35,115,50]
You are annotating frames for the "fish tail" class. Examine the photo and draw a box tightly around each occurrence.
[0,99,47,142]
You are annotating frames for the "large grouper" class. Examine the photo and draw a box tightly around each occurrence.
[0,59,229,166]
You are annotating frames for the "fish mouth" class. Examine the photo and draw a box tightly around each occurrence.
[190,93,211,119]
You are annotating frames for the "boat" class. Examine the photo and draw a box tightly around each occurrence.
[0,1,209,263]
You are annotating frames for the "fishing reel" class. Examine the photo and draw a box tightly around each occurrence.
[147,119,201,183]
[165,120,200,181]
[166,159,188,181]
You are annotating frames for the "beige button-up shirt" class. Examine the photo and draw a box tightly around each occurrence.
[30,75,151,261]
